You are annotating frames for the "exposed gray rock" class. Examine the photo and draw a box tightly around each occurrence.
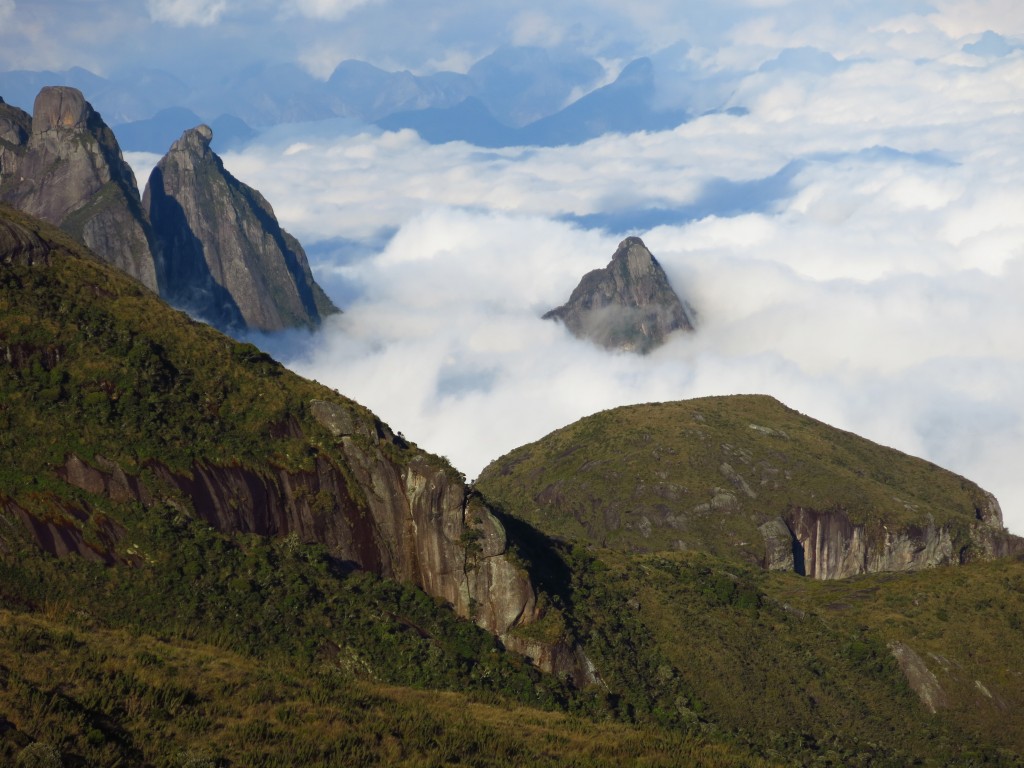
[309,399,377,441]
[890,641,948,713]
[0,87,157,290]
[543,236,694,353]
[143,125,338,332]
[0,212,51,267]
[0,96,31,148]
[759,517,795,571]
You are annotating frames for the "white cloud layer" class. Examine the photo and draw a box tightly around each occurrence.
[13,1,1024,535]
[147,0,228,27]
[222,16,1024,535]
[287,0,382,21]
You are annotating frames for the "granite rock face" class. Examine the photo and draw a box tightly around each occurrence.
[543,237,694,353]
[0,87,157,290]
[47,397,538,641]
[143,125,338,332]
[760,502,1024,580]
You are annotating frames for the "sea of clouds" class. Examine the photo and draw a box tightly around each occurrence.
[124,6,1024,533]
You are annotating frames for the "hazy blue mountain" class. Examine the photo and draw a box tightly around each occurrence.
[376,97,519,147]
[0,67,109,113]
[467,46,606,126]
[3,50,699,144]
[519,58,687,146]
[378,58,690,148]
[0,66,188,123]
[195,62,334,126]
[325,60,474,121]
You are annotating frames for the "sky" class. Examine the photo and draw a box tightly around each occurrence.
[4,1,1024,534]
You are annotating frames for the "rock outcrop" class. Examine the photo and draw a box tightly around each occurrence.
[759,502,1024,580]
[54,433,537,639]
[0,87,157,290]
[889,642,949,713]
[543,237,694,353]
[143,125,338,332]
[0,208,52,266]
[41,394,540,642]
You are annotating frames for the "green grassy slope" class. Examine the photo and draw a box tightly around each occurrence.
[0,204,776,766]
[477,396,1004,560]
[3,203,1023,766]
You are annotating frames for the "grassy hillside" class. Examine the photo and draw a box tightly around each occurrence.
[498,528,1024,765]
[477,399,1024,764]
[0,610,777,768]
[0,204,775,766]
[3,203,1023,766]
[477,396,1003,560]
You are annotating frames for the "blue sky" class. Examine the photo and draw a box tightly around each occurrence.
[4,1,1024,533]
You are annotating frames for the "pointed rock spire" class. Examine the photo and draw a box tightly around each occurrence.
[144,124,338,332]
[543,237,694,353]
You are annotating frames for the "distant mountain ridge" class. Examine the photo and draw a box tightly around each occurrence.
[377,58,691,148]
[0,49,694,151]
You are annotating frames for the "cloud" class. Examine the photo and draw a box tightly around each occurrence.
[220,17,1024,537]
[287,0,383,21]
[147,0,228,26]
[0,0,13,23]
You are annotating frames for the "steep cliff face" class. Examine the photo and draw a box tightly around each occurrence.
[0,87,157,290]
[543,237,694,353]
[0,205,556,668]
[143,125,338,332]
[53,427,537,639]
[759,498,1024,580]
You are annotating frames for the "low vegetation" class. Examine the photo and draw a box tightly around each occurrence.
[3,204,1023,766]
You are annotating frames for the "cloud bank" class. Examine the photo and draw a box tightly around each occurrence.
[212,12,1024,534]
[30,2,1024,536]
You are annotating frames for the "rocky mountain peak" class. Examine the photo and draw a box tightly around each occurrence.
[0,97,31,147]
[172,123,214,154]
[543,236,694,353]
[144,124,339,332]
[0,86,158,291]
[32,86,93,133]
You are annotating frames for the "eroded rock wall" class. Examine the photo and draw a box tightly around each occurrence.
[46,400,539,641]
[769,505,1024,580]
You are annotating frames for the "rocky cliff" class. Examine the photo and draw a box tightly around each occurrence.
[758,494,1023,580]
[0,205,548,657]
[543,237,694,353]
[0,87,157,290]
[50,413,537,639]
[143,125,337,332]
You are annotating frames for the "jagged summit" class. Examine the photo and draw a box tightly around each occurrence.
[543,236,694,353]
[173,122,214,151]
[144,124,338,332]
[0,86,158,290]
